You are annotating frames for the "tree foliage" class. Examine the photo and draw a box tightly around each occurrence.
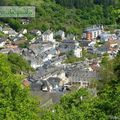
[7,53,33,74]
[0,0,119,36]
[0,54,40,120]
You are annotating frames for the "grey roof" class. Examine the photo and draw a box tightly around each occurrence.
[68,67,97,82]
[59,40,79,52]
[65,61,96,82]
[80,40,91,47]
[97,45,109,53]
[47,77,61,88]
[32,66,63,80]
[29,42,54,54]
[0,48,21,54]
[0,26,2,31]
[0,38,6,43]
[84,26,101,32]
[30,80,49,91]
[55,30,64,36]
[63,39,76,43]
[43,30,52,35]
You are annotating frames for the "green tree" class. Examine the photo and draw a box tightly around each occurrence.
[7,53,33,74]
[0,54,40,120]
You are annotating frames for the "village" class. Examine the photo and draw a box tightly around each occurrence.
[0,21,120,106]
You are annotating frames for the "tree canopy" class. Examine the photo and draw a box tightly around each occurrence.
[0,54,40,120]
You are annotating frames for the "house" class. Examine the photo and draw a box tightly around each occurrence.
[89,61,100,71]
[30,80,49,92]
[0,47,20,54]
[22,48,43,69]
[0,38,6,47]
[30,77,65,92]
[30,29,41,36]
[22,42,58,69]
[107,39,119,55]
[21,19,31,25]
[83,25,103,41]
[107,39,118,48]
[99,32,117,42]
[80,40,91,49]
[99,32,111,42]
[42,30,55,42]
[96,39,119,55]
[0,26,2,31]
[51,55,67,66]
[6,44,18,49]
[88,41,96,47]
[117,32,120,40]
[30,81,63,107]
[22,79,30,87]
[47,77,62,92]
[96,45,110,55]
[66,64,97,88]
[54,30,65,40]
[58,40,82,58]
[29,42,57,62]
[12,33,25,42]
[30,66,68,92]
[2,26,17,37]
[87,46,96,54]
[13,36,27,45]
[20,29,27,34]
[74,47,82,58]
[31,65,66,81]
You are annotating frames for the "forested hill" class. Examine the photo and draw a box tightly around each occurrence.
[0,0,119,37]
[55,0,120,9]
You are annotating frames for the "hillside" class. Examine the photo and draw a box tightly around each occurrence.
[0,0,120,37]
[55,0,120,9]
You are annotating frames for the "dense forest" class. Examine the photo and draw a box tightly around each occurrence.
[0,0,119,37]
[55,0,120,9]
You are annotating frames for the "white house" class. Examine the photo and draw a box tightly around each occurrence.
[42,30,55,42]
[43,54,54,62]
[30,29,41,36]
[20,29,27,34]
[88,41,96,47]
[0,26,2,31]
[55,30,65,40]
[99,32,111,42]
[0,38,6,47]
[74,47,82,58]
[2,27,17,37]
[83,25,103,40]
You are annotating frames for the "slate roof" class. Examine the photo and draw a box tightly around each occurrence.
[47,77,61,88]
[43,30,53,35]
[84,26,101,32]
[58,40,79,52]
[80,40,91,47]
[68,67,97,82]
[0,38,6,43]
[31,66,63,80]
[55,30,64,36]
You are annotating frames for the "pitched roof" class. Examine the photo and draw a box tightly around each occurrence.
[43,30,52,35]
[0,37,6,43]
